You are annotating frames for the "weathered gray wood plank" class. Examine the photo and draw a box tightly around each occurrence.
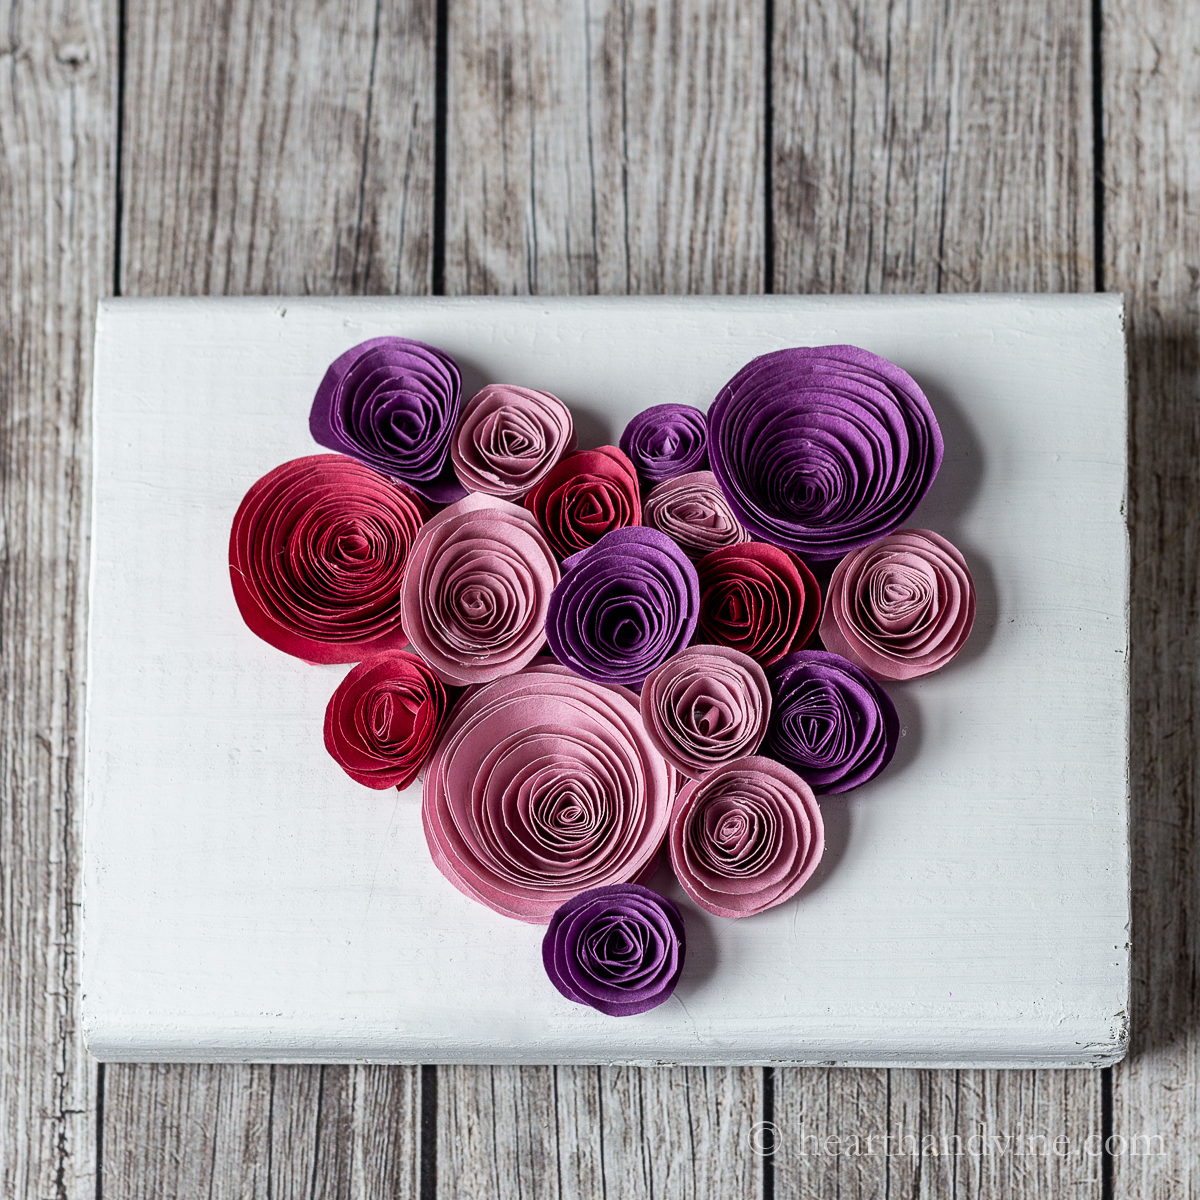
[770,1,1102,1194]
[446,0,764,296]
[101,2,434,1195]
[441,2,765,1195]
[0,1,112,1197]
[1107,0,1200,1192]
[120,0,435,296]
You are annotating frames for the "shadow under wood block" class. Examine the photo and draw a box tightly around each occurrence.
[1127,319,1200,1061]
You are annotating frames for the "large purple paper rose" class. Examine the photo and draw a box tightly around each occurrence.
[766,650,899,794]
[542,883,686,1016]
[619,403,708,487]
[310,337,466,504]
[545,526,700,691]
[707,346,943,561]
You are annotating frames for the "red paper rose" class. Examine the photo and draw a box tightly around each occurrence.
[523,446,641,559]
[229,454,429,664]
[324,651,450,789]
[695,542,821,666]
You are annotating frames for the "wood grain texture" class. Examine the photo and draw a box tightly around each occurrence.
[772,0,1092,294]
[120,0,435,296]
[101,1064,420,1199]
[101,2,434,1196]
[440,2,765,1193]
[0,0,112,1197]
[446,0,764,296]
[1107,0,1200,1191]
[771,0,1103,1192]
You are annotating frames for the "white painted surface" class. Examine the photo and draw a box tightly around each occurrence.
[82,295,1129,1067]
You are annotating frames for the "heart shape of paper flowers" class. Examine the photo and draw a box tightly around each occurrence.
[643,470,750,562]
[310,336,466,504]
[324,651,450,790]
[400,493,560,686]
[229,454,429,663]
[696,541,820,666]
[422,664,675,923]
[819,528,976,681]
[669,756,824,918]
[451,384,576,500]
[523,446,642,559]
[619,403,708,487]
[640,646,771,779]
[543,883,686,1016]
[707,345,943,561]
[545,526,700,691]
[766,650,898,794]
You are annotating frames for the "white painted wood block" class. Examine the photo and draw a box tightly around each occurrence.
[83,295,1129,1067]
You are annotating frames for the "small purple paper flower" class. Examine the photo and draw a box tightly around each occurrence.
[545,526,700,691]
[542,884,686,1016]
[310,336,466,504]
[620,403,709,487]
[766,650,899,794]
[707,345,943,561]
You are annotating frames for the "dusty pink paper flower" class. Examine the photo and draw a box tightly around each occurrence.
[640,646,771,779]
[643,470,750,562]
[422,664,675,923]
[451,384,576,500]
[669,755,824,918]
[400,493,559,686]
[819,528,976,681]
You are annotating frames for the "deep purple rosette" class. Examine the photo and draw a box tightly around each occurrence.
[619,403,709,487]
[542,883,686,1016]
[545,526,700,691]
[707,346,943,561]
[765,650,899,794]
[310,336,466,504]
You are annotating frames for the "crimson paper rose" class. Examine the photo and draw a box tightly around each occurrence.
[324,651,449,790]
[229,454,429,664]
[451,384,576,500]
[400,493,559,686]
[309,336,466,504]
[669,755,824,918]
[819,528,976,681]
[523,446,642,559]
[543,884,686,1016]
[696,541,820,666]
[422,664,675,923]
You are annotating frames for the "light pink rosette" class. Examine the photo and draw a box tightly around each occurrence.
[400,493,559,686]
[819,528,976,681]
[643,470,750,562]
[422,664,675,923]
[640,646,771,780]
[451,384,576,500]
[669,755,823,918]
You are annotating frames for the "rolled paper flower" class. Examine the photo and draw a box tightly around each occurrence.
[545,527,700,691]
[707,345,943,561]
[309,336,466,504]
[542,883,686,1016]
[523,446,642,559]
[643,470,750,562]
[766,650,899,794]
[819,528,976,681]
[422,663,675,923]
[619,403,709,487]
[451,384,576,501]
[640,646,771,779]
[696,542,821,666]
[669,755,824,918]
[229,454,429,664]
[400,493,559,686]
[323,651,449,790]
